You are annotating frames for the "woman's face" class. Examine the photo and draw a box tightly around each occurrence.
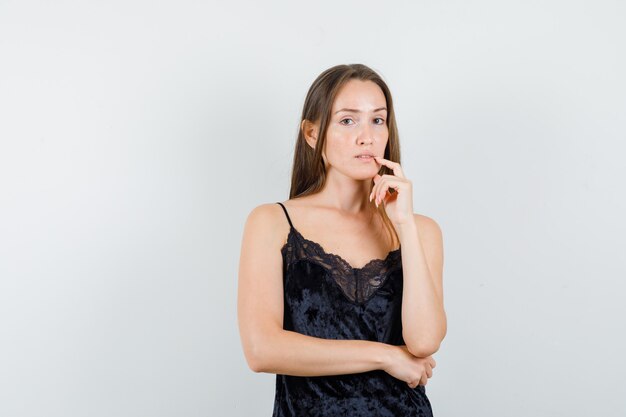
[323,79,389,180]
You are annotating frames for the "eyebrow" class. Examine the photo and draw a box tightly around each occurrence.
[334,107,387,114]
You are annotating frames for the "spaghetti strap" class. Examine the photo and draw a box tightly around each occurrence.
[276,202,294,230]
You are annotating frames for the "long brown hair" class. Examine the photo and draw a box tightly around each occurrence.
[288,63,401,249]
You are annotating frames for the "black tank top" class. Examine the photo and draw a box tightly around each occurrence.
[272,202,433,416]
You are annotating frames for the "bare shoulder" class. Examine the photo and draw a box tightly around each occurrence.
[245,202,285,227]
[413,213,444,266]
[413,213,443,241]
[243,202,291,249]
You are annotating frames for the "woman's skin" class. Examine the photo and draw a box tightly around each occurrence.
[238,79,444,389]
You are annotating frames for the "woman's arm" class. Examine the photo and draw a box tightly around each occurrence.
[237,204,393,376]
[249,328,391,376]
[398,214,447,357]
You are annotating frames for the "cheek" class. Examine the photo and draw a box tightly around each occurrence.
[326,126,348,142]
[325,144,348,162]
[324,132,350,154]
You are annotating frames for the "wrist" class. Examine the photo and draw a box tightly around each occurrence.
[375,343,396,371]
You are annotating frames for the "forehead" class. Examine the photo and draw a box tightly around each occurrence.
[332,79,387,110]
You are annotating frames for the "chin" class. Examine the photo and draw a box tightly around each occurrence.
[330,162,378,180]
[350,170,378,181]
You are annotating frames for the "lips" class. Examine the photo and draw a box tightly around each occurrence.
[355,153,375,158]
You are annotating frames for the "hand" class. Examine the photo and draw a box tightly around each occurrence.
[382,345,436,388]
[368,156,414,226]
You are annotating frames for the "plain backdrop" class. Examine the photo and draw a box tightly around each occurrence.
[1,0,625,416]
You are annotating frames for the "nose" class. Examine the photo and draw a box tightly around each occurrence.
[357,123,374,145]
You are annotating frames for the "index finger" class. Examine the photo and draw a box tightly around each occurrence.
[373,156,405,179]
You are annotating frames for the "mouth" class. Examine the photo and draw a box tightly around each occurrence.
[355,153,375,159]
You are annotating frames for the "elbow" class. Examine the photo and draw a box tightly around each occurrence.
[241,327,282,373]
[403,326,446,358]
[407,346,439,358]
[244,332,280,373]
[245,343,268,373]
[404,336,441,358]
[407,343,440,358]
[249,359,264,374]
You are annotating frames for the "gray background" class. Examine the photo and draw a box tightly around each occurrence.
[1,0,625,416]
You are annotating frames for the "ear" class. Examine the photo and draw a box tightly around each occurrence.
[301,119,319,151]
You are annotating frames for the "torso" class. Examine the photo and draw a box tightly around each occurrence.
[277,196,400,270]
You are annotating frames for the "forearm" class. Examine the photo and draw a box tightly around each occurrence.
[252,329,392,376]
[398,220,446,355]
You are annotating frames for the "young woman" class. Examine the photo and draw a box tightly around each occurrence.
[238,64,446,416]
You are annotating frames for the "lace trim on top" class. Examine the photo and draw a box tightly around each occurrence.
[281,227,402,304]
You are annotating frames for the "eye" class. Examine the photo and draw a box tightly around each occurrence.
[374,118,385,124]
[339,118,354,125]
